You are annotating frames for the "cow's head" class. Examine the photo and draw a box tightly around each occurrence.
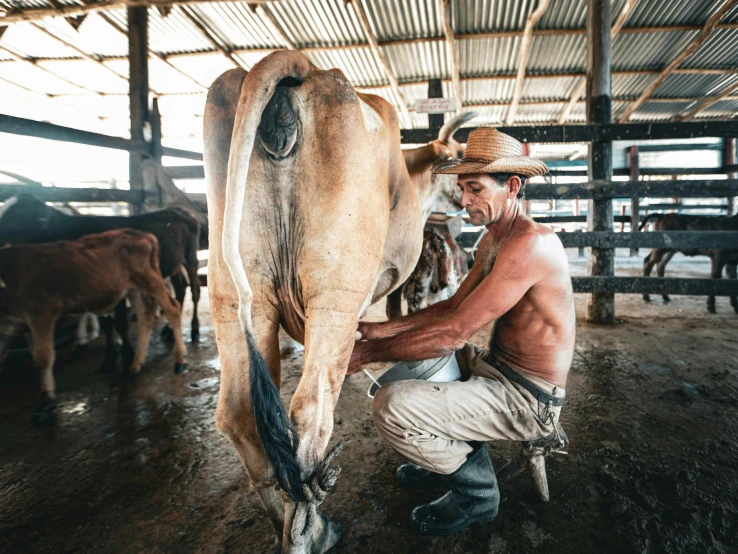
[432,111,477,163]
[0,194,55,243]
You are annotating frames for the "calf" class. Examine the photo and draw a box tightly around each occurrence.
[0,229,186,424]
[0,194,201,372]
[639,212,738,313]
[403,227,468,313]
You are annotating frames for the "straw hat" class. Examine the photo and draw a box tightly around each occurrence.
[433,127,548,178]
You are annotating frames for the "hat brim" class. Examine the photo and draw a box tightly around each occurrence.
[433,156,549,178]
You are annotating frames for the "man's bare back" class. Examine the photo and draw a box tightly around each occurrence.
[477,216,575,387]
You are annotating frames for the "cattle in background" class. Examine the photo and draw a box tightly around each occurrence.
[0,229,186,425]
[0,195,201,366]
[404,227,469,313]
[639,212,738,313]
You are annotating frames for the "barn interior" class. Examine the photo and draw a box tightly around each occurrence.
[1,0,738,552]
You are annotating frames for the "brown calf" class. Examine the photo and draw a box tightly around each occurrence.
[639,212,738,313]
[0,229,186,424]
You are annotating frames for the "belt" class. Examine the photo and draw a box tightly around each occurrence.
[486,354,566,407]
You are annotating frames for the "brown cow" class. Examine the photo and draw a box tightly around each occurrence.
[639,212,738,312]
[0,229,186,425]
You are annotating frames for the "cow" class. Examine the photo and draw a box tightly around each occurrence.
[203,51,469,553]
[0,195,201,373]
[639,212,738,313]
[384,114,475,319]
[0,229,186,425]
[404,227,469,313]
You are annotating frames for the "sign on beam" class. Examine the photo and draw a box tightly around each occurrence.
[413,98,458,114]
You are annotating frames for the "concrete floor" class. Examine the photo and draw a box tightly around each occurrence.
[1,251,737,553]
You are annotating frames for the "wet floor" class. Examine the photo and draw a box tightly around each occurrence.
[1,256,737,553]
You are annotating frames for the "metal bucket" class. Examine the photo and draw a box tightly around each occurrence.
[367,353,462,398]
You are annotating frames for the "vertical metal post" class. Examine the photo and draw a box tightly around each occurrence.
[629,145,640,255]
[586,0,614,324]
[151,97,162,166]
[128,6,149,215]
[726,138,736,215]
[428,78,444,128]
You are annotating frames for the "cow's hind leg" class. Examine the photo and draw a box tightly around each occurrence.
[26,313,57,425]
[727,263,738,313]
[125,290,159,377]
[642,249,666,302]
[708,257,726,314]
[656,250,676,302]
[162,274,185,343]
[184,244,202,343]
[114,299,135,372]
[98,315,118,373]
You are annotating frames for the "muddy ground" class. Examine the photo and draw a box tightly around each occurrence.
[1,251,737,553]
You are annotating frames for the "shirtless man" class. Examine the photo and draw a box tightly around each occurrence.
[348,128,576,536]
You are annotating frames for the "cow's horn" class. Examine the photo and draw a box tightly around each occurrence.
[438,111,477,143]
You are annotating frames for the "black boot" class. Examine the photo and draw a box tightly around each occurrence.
[411,445,499,536]
[396,464,445,488]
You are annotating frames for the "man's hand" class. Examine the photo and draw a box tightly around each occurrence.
[347,339,373,375]
[357,321,391,341]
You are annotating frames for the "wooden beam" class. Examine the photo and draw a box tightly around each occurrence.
[441,0,461,115]
[163,165,204,179]
[571,276,738,296]
[0,73,50,96]
[97,12,208,91]
[619,0,738,123]
[160,146,203,161]
[558,0,638,124]
[128,6,148,214]
[0,184,143,203]
[675,79,738,121]
[525,179,738,199]
[179,6,242,70]
[558,230,738,249]
[349,0,412,126]
[629,145,640,255]
[506,0,551,124]
[427,79,444,128]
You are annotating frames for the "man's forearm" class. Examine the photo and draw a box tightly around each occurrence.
[365,299,454,339]
[364,315,468,364]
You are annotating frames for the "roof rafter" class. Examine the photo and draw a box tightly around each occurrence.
[557,0,639,124]
[675,78,738,121]
[441,0,461,115]
[506,0,551,125]
[348,0,412,126]
[618,0,738,123]
[97,11,207,91]
[179,6,243,70]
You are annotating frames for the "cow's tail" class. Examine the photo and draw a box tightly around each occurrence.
[638,212,662,231]
[221,51,311,503]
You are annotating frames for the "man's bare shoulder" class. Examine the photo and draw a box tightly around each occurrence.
[500,219,567,263]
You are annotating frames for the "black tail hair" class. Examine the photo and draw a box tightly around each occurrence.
[245,328,307,503]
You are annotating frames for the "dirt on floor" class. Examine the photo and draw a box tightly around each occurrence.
[1,253,738,554]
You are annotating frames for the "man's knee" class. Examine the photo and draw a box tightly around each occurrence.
[372,381,409,432]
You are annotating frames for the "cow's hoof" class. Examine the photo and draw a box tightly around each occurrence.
[30,395,56,426]
[311,512,343,554]
[160,325,175,343]
[190,329,200,343]
[173,362,187,374]
[122,368,141,381]
[707,305,717,314]
[643,294,651,302]
[662,295,671,303]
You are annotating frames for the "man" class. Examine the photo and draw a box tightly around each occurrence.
[349,127,576,536]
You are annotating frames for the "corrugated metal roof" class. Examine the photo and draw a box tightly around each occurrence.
[187,3,284,50]
[268,0,363,48]
[453,0,536,34]
[459,37,520,76]
[696,98,738,118]
[630,100,694,121]
[306,47,385,87]
[147,6,217,54]
[521,76,580,101]
[627,0,724,27]
[613,31,699,70]
[365,0,442,41]
[528,35,587,73]
[383,41,448,82]
[612,73,658,99]
[462,78,515,103]
[682,28,738,68]
[652,73,738,98]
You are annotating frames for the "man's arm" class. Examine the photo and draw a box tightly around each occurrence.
[349,234,542,372]
[358,253,486,340]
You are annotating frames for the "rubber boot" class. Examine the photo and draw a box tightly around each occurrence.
[396,464,445,488]
[411,445,499,536]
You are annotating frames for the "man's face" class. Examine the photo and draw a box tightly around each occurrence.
[456,173,520,226]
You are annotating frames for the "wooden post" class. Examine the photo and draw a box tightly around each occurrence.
[428,78,444,128]
[629,145,640,255]
[586,0,615,324]
[151,97,163,165]
[726,138,736,215]
[128,6,149,215]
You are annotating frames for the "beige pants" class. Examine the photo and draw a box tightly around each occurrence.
[372,344,565,475]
